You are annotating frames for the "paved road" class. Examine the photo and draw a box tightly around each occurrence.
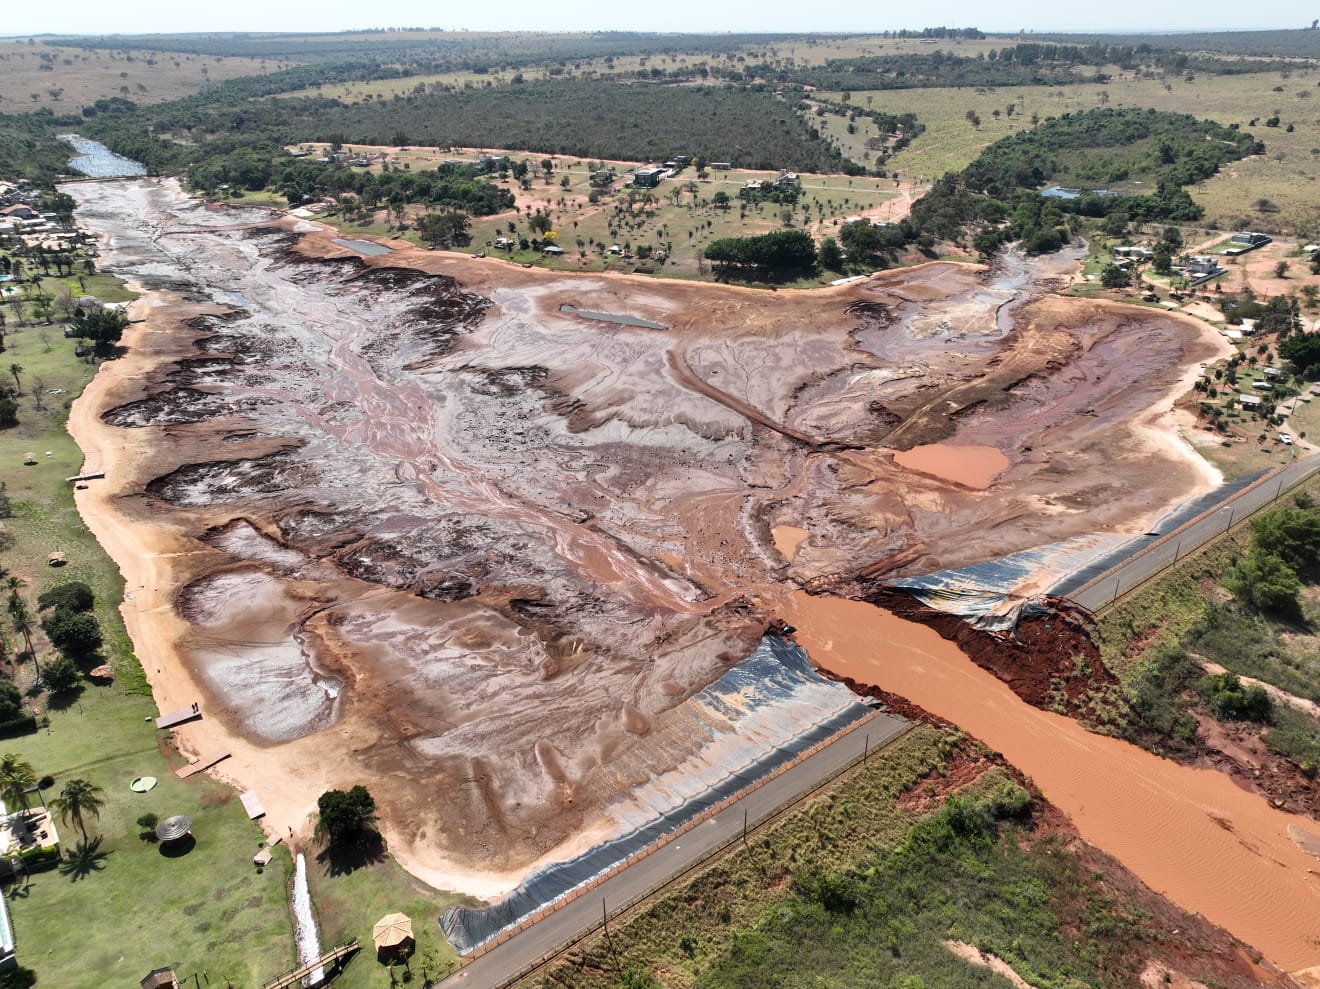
[1070,452,1320,612]
[439,711,910,988]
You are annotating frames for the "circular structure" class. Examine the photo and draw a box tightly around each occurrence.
[130,776,157,793]
[372,913,414,957]
[155,814,192,842]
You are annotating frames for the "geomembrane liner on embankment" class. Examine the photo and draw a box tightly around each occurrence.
[890,468,1273,628]
[439,636,878,955]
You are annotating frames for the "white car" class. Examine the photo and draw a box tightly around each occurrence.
[1279,433,1294,445]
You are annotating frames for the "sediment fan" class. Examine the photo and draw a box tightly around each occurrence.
[155,814,192,842]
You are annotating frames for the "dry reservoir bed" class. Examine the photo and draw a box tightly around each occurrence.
[68,178,1226,899]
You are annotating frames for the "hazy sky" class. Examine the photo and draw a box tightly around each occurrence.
[2,0,1314,38]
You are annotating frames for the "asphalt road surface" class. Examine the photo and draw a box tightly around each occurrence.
[439,711,910,988]
[1070,452,1320,613]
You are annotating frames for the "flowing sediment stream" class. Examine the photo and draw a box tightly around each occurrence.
[781,591,1320,974]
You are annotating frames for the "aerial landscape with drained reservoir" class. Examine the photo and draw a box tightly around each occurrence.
[3,18,1320,989]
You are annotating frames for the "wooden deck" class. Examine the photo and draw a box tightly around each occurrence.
[240,790,265,819]
[174,749,230,779]
[155,703,201,729]
[262,939,359,989]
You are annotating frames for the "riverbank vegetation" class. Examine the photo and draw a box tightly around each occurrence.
[516,727,1264,989]
[1097,489,1320,786]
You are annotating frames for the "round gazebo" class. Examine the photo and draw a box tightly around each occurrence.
[372,913,414,960]
[155,814,192,844]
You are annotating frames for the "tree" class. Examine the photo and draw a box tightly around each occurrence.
[315,785,380,849]
[71,307,128,355]
[42,655,81,695]
[1225,548,1301,613]
[7,365,20,393]
[0,753,36,812]
[1199,672,1273,723]
[37,582,93,614]
[1151,241,1174,275]
[1279,331,1320,376]
[51,778,105,840]
[41,609,101,660]
[818,236,844,270]
[1100,264,1131,289]
[415,211,471,249]
[1250,507,1320,570]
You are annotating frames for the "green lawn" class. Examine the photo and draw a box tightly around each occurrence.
[6,687,295,987]
[307,853,472,988]
[0,296,300,984]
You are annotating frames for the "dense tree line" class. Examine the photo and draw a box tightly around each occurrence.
[704,229,817,276]
[0,110,84,186]
[902,108,1260,257]
[80,78,852,178]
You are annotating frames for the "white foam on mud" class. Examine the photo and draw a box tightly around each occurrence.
[291,853,324,986]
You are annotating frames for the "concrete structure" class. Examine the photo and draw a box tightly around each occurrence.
[1231,231,1271,248]
[633,167,666,189]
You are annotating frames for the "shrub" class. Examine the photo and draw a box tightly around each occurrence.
[1199,672,1273,723]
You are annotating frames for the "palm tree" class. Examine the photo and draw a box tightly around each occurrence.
[51,778,105,841]
[7,364,20,393]
[9,604,37,680]
[0,754,36,814]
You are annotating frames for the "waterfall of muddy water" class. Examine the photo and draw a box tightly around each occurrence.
[291,853,324,986]
[782,591,1320,973]
[68,177,1230,898]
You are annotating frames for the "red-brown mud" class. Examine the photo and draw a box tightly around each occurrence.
[782,591,1320,974]
[70,179,1231,899]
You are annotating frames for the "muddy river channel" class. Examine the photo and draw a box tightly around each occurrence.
[68,177,1312,961]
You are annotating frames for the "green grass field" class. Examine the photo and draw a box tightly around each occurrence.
[5,688,295,987]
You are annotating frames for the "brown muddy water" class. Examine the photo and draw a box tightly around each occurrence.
[783,591,1320,972]
[71,177,1237,900]
[891,442,1009,489]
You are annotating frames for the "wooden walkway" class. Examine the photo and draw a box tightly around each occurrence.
[240,790,265,819]
[156,703,201,729]
[262,939,359,989]
[174,749,230,778]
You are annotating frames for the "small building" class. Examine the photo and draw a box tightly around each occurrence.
[1252,380,1273,390]
[775,170,800,189]
[1231,231,1271,248]
[633,167,666,188]
[673,155,690,166]
[711,162,732,170]
[590,167,616,187]
[1185,256,1222,275]
[1263,366,1282,379]
[1240,318,1257,336]
[1113,245,1152,259]
[0,205,38,221]
[1237,393,1263,408]
[140,969,179,989]
[541,245,566,255]
[477,155,508,173]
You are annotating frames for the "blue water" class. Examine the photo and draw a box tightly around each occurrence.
[58,135,147,178]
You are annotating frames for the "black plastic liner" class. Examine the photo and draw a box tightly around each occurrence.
[439,636,873,955]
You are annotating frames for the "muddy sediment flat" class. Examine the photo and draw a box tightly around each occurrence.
[69,178,1228,896]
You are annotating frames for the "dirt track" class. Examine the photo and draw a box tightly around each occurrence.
[68,179,1230,895]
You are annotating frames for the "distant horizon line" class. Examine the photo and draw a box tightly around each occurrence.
[0,25,1313,41]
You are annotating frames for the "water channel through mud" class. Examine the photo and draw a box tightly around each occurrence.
[63,178,1319,970]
